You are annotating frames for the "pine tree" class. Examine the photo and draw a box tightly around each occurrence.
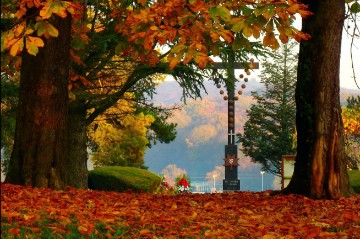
[238,42,298,176]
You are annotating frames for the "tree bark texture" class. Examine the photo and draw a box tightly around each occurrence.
[67,101,88,188]
[5,15,72,190]
[284,0,353,199]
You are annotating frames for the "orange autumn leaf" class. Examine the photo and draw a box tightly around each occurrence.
[77,225,88,235]
[14,22,26,37]
[9,38,24,56]
[140,229,152,235]
[14,7,27,19]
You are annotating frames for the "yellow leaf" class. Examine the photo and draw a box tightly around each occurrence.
[150,26,158,31]
[26,36,44,56]
[243,24,253,38]
[10,38,24,56]
[194,52,212,69]
[168,54,182,70]
[40,3,53,19]
[24,29,34,35]
[190,211,197,220]
[263,234,277,239]
[52,2,68,18]
[45,22,59,37]
[182,52,193,65]
[14,22,26,37]
[27,36,45,47]
[219,29,234,44]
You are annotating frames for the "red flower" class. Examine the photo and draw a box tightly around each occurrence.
[177,178,190,188]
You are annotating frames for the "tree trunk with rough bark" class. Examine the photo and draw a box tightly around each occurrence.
[67,101,89,188]
[5,16,72,190]
[284,0,353,199]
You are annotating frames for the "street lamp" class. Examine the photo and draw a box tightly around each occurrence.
[260,171,265,191]
[212,174,217,193]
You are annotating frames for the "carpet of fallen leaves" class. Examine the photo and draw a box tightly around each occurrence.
[1,183,360,238]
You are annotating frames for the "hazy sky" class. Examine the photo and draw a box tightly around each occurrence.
[340,31,360,90]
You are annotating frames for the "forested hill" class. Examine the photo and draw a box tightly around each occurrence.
[144,79,359,190]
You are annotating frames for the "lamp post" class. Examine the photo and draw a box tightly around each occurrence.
[213,174,216,192]
[260,171,265,191]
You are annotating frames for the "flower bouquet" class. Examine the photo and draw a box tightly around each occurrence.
[175,174,191,194]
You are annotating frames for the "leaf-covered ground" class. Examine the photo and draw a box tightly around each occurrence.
[1,183,359,238]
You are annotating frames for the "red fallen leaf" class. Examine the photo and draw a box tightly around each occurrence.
[8,228,20,236]
[342,210,359,221]
[304,227,321,239]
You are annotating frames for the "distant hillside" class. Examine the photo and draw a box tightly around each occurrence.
[144,79,359,191]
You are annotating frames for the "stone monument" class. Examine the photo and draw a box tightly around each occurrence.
[212,50,259,191]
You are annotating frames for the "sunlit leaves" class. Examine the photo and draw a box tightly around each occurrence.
[9,38,24,57]
[25,36,45,56]
[115,0,311,70]
[40,1,68,19]
[2,0,311,68]
[35,21,59,38]
[209,6,231,22]
[1,0,84,57]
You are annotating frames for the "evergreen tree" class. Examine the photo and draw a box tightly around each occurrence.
[238,42,298,176]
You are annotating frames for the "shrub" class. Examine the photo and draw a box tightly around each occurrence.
[88,166,161,193]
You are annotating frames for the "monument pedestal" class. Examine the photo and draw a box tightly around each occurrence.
[223,144,240,191]
[223,179,240,191]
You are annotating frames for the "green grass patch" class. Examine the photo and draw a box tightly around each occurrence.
[88,166,161,193]
[348,170,360,194]
[1,221,132,239]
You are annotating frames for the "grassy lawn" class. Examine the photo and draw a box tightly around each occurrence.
[349,170,360,194]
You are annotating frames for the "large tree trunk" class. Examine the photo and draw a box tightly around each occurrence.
[284,0,353,199]
[67,101,88,188]
[5,15,72,190]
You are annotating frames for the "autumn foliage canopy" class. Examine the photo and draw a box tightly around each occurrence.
[2,0,312,72]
